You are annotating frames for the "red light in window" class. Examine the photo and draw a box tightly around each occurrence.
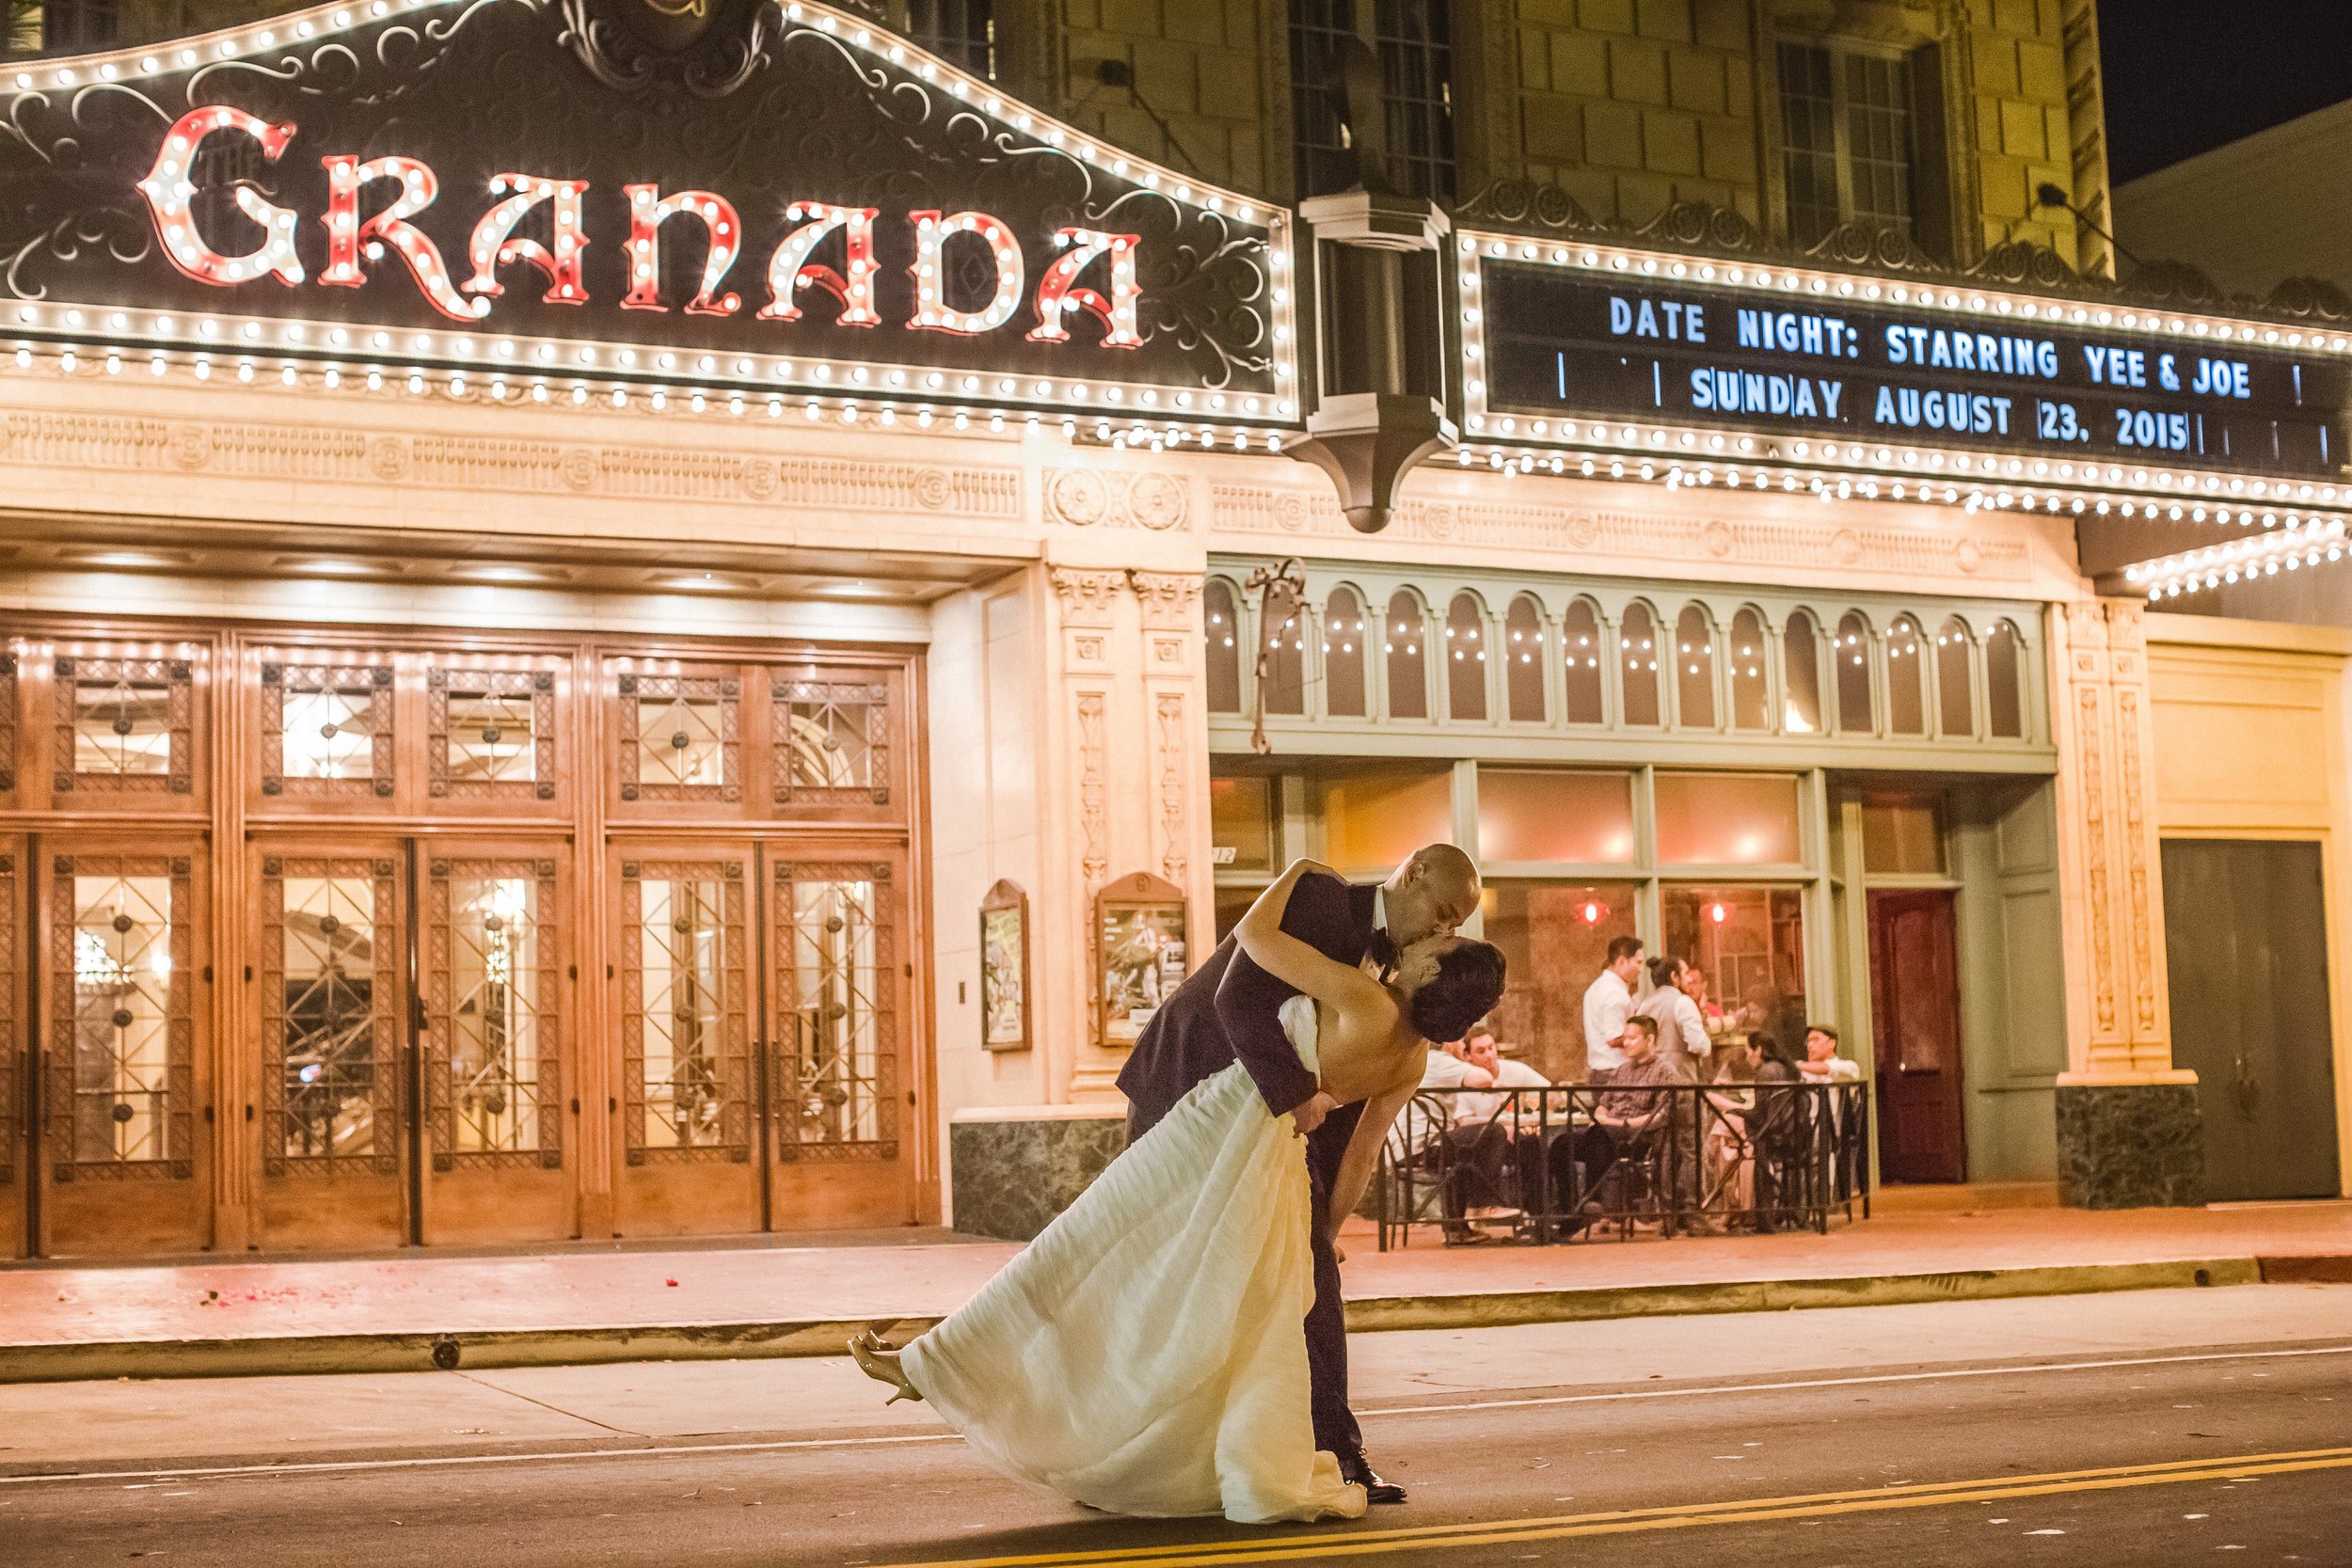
[1708,901,1730,926]
[1578,899,1609,927]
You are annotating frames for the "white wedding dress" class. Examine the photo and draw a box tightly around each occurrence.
[899,997,1367,1524]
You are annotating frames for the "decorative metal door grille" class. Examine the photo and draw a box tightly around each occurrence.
[617,673,740,802]
[46,854,193,1181]
[0,850,14,1186]
[52,656,192,795]
[773,862,898,1161]
[0,652,16,794]
[620,860,749,1163]
[426,859,561,1170]
[262,856,399,1176]
[429,668,557,800]
[772,680,889,806]
[261,660,395,799]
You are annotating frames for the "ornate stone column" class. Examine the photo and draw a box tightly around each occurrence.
[2049,597,2202,1206]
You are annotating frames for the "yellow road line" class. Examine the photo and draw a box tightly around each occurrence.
[872,1447,2352,1568]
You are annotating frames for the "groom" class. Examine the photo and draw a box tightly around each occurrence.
[1117,842,1483,1505]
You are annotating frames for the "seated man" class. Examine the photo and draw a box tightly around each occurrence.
[1797,1023,1863,1084]
[1556,1015,1678,1230]
[1441,1024,1552,1232]
[1383,1032,1495,1205]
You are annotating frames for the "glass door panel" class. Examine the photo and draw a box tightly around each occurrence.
[769,848,915,1228]
[421,847,573,1243]
[612,847,760,1237]
[257,847,406,1249]
[38,842,210,1257]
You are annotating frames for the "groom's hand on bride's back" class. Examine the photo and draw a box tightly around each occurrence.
[1289,1090,1340,1136]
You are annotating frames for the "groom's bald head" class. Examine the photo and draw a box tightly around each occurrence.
[1384,843,1481,947]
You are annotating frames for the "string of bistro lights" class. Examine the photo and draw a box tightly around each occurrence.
[0,0,1302,439]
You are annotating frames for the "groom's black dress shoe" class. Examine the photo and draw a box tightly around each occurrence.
[1340,1453,1406,1505]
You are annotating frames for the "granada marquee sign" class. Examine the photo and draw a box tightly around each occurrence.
[0,0,1296,424]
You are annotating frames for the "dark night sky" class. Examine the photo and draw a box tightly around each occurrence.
[2100,1,2352,183]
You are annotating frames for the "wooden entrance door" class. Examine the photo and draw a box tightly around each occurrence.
[20,835,214,1257]
[255,836,578,1250]
[612,841,916,1236]
[2161,839,2342,1201]
[1869,888,1967,1183]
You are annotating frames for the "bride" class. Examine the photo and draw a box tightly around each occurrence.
[850,856,1505,1523]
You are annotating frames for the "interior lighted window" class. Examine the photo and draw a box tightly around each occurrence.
[1783,611,1824,735]
[1654,772,1804,865]
[1619,603,1661,727]
[1445,593,1488,722]
[1323,587,1367,718]
[1204,580,1242,715]
[1210,773,1278,873]
[1861,797,1947,876]
[1835,613,1874,734]
[1476,769,1635,864]
[1504,595,1547,722]
[1986,620,2026,737]
[1660,883,1809,1047]
[1935,617,1975,736]
[1383,591,1429,720]
[1562,599,1605,723]
[1885,614,1927,736]
[444,678,537,786]
[1484,880,1640,1082]
[1778,39,1915,246]
[1728,609,1771,732]
[1320,766,1451,872]
[72,668,172,777]
[1675,605,1717,729]
[284,671,383,781]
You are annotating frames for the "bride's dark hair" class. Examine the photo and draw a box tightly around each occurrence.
[1406,942,1507,1044]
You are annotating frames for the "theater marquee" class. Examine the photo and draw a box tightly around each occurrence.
[0,0,1296,426]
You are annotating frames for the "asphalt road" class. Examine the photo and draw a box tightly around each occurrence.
[6,1292,2350,1567]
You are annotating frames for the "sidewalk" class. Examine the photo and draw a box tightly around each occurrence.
[4,1202,2347,1383]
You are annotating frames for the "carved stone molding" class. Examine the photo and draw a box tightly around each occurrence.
[1128,571,1204,630]
[1212,483,2038,585]
[1044,467,1192,532]
[1153,690,1188,887]
[1048,567,1130,629]
[1074,690,1108,888]
[0,409,1024,518]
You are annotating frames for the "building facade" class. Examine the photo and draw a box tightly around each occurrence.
[0,0,2344,1261]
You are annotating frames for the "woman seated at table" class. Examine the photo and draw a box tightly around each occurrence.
[1703,1033,1801,1224]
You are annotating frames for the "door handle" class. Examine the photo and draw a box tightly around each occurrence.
[1895,1064,1941,1077]
[2233,1053,2259,1117]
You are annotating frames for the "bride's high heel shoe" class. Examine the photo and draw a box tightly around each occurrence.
[849,1329,924,1405]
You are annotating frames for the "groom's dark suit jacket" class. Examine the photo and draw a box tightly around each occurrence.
[1115,870,1382,1463]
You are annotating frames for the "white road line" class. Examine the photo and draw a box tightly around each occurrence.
[7,1341,2347,1489]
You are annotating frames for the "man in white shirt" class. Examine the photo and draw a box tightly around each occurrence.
[1798,1023,1862,1083]
[1442,1025,1561,1235]
[1581,936,1645,1083]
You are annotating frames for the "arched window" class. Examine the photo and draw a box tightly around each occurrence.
[1324,587,1367,718]
[1935,617,1975,736]
[1835,612,1874,734]
[1383,591,1429,721]
[1884,615,1926,735]
[1504,595,1547,723]
[1446,593,1489,721]
[1260,580,1306,716]
[1619,602,1661,727]
[1205,579,1241,714]
[1675,604,1717,729]
[1987,620,2026,738]
[1563,598,1605,724]
[1782,610,1823,735]
[1729,609,1771,731]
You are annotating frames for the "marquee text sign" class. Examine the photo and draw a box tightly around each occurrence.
[1481,262,2347,478]
[0,0,1292,419]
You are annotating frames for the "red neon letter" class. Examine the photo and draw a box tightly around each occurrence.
[1029,228,1142,347]
[319,155,484,322]
[623,185,742,314]
[759,203,880,325]
[907,210,1024,335]
[464,174,590,305]
[136,106,305,287]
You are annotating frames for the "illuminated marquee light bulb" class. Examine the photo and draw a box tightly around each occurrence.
[1027,227,1142,346]
[906,209,1023,334]
[136,107,305,287]
[464,174,591,305]
[318,154,485,320]
[759,202,881,325]
[622,184,744,314]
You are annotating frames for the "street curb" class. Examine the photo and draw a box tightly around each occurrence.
[0,1254,2289,1385]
